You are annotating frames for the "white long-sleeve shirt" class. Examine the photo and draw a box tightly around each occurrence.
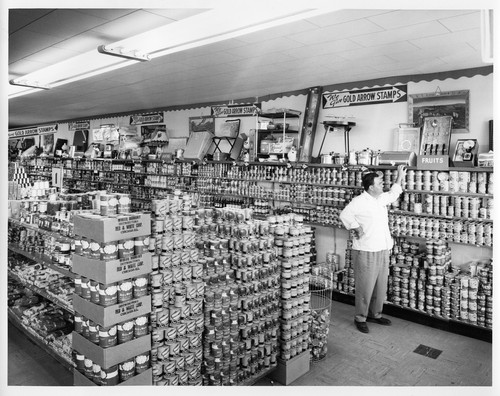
[339,183,403,252]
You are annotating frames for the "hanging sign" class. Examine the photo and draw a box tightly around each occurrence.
[69,120,90,130]
[8,127,38,138]
[322,85,407,109]
[130,113,164,125]
[8,123,59,138]
[211,103,261,117]
[37,124,58,135]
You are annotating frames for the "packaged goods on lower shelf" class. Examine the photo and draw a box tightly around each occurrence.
[340,237,493,329]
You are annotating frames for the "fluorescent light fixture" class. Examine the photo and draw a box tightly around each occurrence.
[9,79,51,90]
[97,45,151,62]
[8,6,339,99]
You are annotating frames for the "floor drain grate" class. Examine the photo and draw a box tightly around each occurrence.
[413,344,442,359]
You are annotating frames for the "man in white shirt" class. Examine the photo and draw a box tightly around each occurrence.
[339,164,406,333]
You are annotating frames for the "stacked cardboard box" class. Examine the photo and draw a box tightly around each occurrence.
[72,212,152,386]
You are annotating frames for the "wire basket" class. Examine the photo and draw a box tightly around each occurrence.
[309,262,334,362]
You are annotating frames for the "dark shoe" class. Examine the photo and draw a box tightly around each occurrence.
[354,320,369,333]
[366,317,392,326]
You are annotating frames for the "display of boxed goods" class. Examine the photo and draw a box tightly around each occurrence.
[73,212,151,243]
[73,252,152,284]
[72,209,153,385]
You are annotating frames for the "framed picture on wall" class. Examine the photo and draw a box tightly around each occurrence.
[189,116,215,133]
[452,138,478,166]
[408,90,469,133]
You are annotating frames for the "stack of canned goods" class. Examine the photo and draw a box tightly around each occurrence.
[389,213,493,247]
[270,214,312,362]
[194,207,281,385]
[337,235,356,294]
[73,351,150,386]
[149,194,204,386]
[385,239,492,328]
[404,170,493,195]
[397,192,492,220]
[388,239,452,315]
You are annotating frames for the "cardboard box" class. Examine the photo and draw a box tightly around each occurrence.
[72,331,151,369]
[417,155,449,170]
[74,213,151,243]
[73,367,152,386]
[72,253,152,285]
[268,350,310,385]
[73,294,151,327]
[183,131,213,160]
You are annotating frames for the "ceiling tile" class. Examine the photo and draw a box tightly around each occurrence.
[50,30,114,52]
[280,38,362,59]
[410,28,481,51]
[9,29,62,63]
[144,9,208,20]
[179,51,244,67]
[339,41,420,60]
[9,9,55,34]
[75,9,137,20]
[350,21,450,47]
[371,58,447,73]
[367,10,474,30]
[224,37,304,58]
[306,9,390,28]
[236,20,318,44]
[438,12,481,32]
[23,10,109,38]
[289,18,384,45]
[90,10,176,40]
[390,43,478,63]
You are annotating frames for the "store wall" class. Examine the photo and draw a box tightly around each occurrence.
[313,73,493,157]
[310,72,493,271]
[39,69,492,272]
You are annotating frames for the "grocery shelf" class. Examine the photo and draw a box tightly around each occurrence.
[331,290,491,343]
[8,308,75,373]
[8,269,74,314]
[403,189,493,198]
[389,209,493,223]
[8,218,74,243]
[8,245,76,279]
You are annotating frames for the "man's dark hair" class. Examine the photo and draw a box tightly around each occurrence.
[362,172,380,191]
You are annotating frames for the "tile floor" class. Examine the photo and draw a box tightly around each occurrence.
[7,301,493,388]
